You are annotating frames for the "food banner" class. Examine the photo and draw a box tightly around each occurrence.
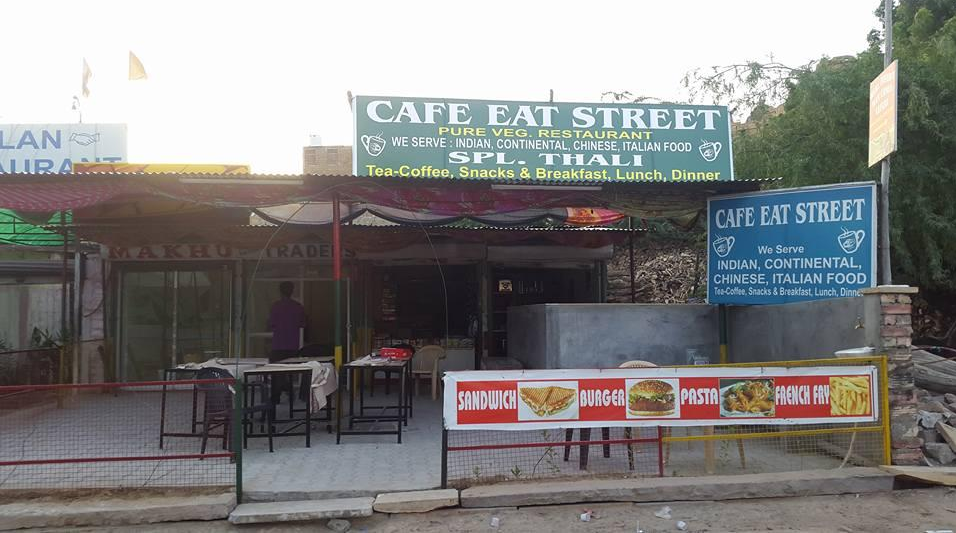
[443,366,878,430]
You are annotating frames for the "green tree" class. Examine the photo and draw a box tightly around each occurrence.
[714,1,956,292]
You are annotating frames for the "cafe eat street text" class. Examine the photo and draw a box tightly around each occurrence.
[365,100,724,130]
[713,198,867,229]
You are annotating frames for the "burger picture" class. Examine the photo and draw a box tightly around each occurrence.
[627,379,676,417]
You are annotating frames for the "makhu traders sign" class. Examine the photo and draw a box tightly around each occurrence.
[353,95,732,182]
[707,183,877,304]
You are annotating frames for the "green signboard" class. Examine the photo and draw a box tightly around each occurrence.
[352,95,733,182]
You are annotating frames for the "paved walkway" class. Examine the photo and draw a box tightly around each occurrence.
[1,388,858,498]
[242,393,444,500]
[32,488,956,532]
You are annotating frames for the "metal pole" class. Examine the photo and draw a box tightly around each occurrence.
[73,251,82,384]
[441,429,449,488]
[60,212,68,342]
[718,304,729,364]
[59,212,68,386]
[628,218,636,303]
[333,194,343,368]
[172,272,179,368]
[879,0,893,285]
[879,355,892,465]
[233,378,243,500]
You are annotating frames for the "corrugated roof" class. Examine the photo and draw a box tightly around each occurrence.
[241,220,642,232]
[308,173,779,187]
[0,171,778,187]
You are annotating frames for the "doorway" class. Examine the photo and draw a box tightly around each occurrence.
[245,276,351,359]
[118,266,233,381]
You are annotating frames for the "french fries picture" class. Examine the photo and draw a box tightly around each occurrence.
[829,376,871,416]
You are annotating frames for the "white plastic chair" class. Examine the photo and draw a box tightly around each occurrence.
[411,345,446,400]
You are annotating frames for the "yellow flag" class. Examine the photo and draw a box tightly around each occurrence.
[81,58,92,97]
[129,51,147,81]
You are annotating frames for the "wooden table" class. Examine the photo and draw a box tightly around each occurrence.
[337,357,410,444]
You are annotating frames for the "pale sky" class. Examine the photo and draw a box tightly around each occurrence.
[2,0,881,174]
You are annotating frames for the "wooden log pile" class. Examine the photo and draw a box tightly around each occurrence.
[606,241,705,304]
[914,349,956,394]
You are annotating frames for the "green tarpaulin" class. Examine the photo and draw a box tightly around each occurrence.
[0,210,70,247]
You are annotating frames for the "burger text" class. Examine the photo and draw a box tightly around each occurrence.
[579,388,626,408]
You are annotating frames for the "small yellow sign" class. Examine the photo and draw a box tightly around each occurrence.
[868,60,898,167]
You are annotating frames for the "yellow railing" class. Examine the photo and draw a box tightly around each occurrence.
[660,356,891,474]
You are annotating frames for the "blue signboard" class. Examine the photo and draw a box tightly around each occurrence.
[707,183,877,304]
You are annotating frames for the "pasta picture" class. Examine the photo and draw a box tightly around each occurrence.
[829,376,871,416]
[720,379,775,417]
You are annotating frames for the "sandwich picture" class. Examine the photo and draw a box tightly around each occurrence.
[627,379,676,416]
[518,385,577,418]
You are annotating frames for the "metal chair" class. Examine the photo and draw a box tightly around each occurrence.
[564,360,658,470]
[196,367,274,454]
[614,360,746,472]
[617,360,746,470]
[410,345,446,400]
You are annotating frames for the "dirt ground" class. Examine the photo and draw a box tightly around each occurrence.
[41,487,956,533]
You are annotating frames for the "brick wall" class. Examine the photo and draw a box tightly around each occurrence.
[303,146,352,175]
[861,285,922,465]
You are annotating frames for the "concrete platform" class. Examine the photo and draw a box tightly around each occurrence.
[0,492,235,530]
[373,489,459,513]
[228,497,374,524]
[459,467,894,508]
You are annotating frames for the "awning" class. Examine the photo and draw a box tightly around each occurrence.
[0,173,770,219]
[254,203,625,227]
[83,224,635,252]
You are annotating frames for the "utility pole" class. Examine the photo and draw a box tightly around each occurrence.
[879,0,893,284]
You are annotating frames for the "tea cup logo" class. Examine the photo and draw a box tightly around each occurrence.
[361,133,386,157]
[712,235,735,258]
[838,228,865,254]
[698,140,722,162]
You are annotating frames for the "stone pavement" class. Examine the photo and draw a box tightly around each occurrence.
[241,392,444,501]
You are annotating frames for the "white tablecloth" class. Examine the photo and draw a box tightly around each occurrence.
[264,361,337,410]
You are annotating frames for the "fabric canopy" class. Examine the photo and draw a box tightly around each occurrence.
[78,224,630,251]
[0,173,766,218]
[254,203,625,227]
